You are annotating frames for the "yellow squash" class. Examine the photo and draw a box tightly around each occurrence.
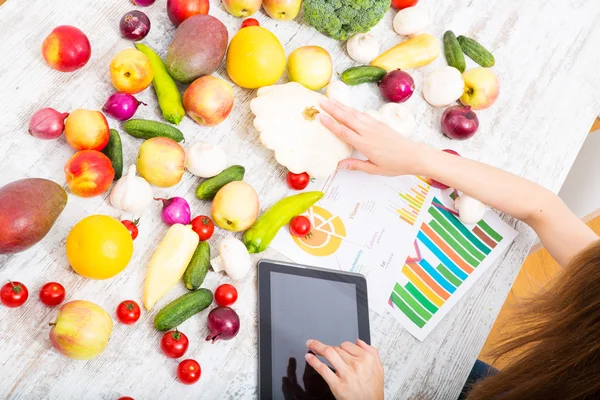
[143,224,199,310]
[371,33,441,71]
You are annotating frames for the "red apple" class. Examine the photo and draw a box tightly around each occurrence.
[460,68,500,110]
[429,149,460,190]
[41,26,91,72]
[183,76,234,126]
[64,150,115,198]
[167,0,210,26]
[64,109,110,151]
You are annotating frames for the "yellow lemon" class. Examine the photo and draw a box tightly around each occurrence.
[66,215,134,280]
[226,26,286,89]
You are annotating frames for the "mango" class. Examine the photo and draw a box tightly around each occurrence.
[0,178,67,254]
[166,14,228,84]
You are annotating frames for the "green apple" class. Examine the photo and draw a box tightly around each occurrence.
[211,181,259,232]
[263,0,302,20]
[287,46,333,91]
[460,67,500,110]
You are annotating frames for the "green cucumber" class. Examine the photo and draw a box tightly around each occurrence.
[341,66,387,86]
[154,289,213,331]
[457,36,495,67]
[443,31,466,73]
[196,165,245,200]
[102,129,123,180]
[135,43,185,125]
[123,119,184,142]
[183,241,210,290]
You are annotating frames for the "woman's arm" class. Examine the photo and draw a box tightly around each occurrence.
[320,99,598,267]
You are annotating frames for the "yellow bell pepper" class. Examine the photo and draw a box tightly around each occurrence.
[371,33,441,71]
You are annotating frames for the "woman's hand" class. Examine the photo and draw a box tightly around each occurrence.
[320,99,425,176]
[305,339,384,400]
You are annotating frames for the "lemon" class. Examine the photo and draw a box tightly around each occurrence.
[226,26,286,89]
[66,215,134,280]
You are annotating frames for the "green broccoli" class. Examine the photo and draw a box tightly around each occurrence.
[303,0,390,41]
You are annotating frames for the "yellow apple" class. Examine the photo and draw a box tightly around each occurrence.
[263,0,302,20]
[460,67,500,110]
[211,181,259,232]
[287,46,332,91]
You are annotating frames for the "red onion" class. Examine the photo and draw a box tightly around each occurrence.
[206,307,240,343]
[379,69,414,103]
[28,108,69,140]
[441,105,479,140]
[429,149,460,190]
[102,92,145,121]
[119,10,151,41]
[156,197,191,225]
[130,0,155,6]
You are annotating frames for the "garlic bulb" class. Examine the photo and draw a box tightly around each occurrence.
[326,80,352,107]
[454,194,487,224]
[186,142,228,178]
[393,7,431,37]
[109,165,153,215]
[346,33,380,64]
[378,103,416,136]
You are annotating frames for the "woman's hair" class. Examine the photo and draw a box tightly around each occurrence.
[467,240,600,400]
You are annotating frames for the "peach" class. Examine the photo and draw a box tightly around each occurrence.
[183,76,234,126]
[64,150,115,198]
[42,25,91,72]
[110,48,154,94]
[137,137,186,187]
[64,109,110,151]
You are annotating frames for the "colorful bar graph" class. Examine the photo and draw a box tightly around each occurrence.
[394,176,432,226]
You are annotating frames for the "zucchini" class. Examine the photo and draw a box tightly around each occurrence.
[123,119,185,142]
[154,289,213,331]
[196,165,245,200]
[183,241,210,290]
[102,129,123,180]
[443,31,466,73]
[341,66,387,86]
[457,36,495,67]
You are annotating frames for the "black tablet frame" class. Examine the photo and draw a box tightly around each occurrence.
[257,259,370,400]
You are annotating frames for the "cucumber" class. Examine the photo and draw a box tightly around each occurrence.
[183,241,210,290]
[135,43,185,126]
[102,129,123,180]
[341,66,387,86]
[196,165,245,200]
[457,36,495,67]
[154,289,213,331]
[443,31,466,73]
[123,119,184,142]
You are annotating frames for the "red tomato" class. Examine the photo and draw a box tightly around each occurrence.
[1,281,28,308]
[241,18,260,28]
[161,330,189,358]
[121,219,139,240]
[214,284,238,307]
[289,216,311,237]
[39,282,66,307]
[429,149,461,190]
[116,300,141,325]
[391,0,418,9]
[286,172,310,190]
[117,397,134,400]
[191,215,215,241]
[177,359,201,384]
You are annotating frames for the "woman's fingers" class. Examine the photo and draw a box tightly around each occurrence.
[337,158,383,175]
[333,346,353,363]
[305,353,339,386]
[357,339,380,358]
[319,113,364,148]
[306,339,348,373]
[321,99,375,134]
[340,341,363,357]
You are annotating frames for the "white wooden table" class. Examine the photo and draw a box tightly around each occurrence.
[1,0,599,399]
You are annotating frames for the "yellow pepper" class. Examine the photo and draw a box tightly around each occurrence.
[371,33,441,71]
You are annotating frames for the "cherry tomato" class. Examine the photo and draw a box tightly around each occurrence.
[161,330,189,358]
[191,215,215,241]
[116,300,141,325]
[214,284,238,307]
[391,0,418,9]
[289,216,311,237]
[286,172,310,190]
[177,359,201,384]
[117,397,134,400]
[1,281,28,308]
[241,18,259,28]
[121,219,139,240]
[429,149,460,190]
[39,282,66,307]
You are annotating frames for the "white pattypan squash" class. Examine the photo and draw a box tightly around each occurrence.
[250,82,353,179]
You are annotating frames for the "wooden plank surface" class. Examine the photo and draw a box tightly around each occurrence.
[1,0,599,399]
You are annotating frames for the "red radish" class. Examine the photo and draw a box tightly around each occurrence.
[379,70,414,103]
[206,307,240,343]
[441,105,479,140]
[429,149,460,190]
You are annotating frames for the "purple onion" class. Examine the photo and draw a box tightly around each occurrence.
[379,69,415,103]
[206,307,240,343]
[441,105,479,140]
[28,108,69,140]
[157,197,191,225]
[130,0,155,6]
[119,10,151,41]
[102,92,145,121]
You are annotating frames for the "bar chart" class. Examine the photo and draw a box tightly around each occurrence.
[386,175,432,226]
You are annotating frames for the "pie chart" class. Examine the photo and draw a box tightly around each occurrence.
[292,206,346,257]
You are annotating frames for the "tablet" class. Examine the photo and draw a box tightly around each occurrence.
[258,259,370,400]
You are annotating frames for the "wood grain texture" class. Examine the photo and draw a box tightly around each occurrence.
[1,0,599,399]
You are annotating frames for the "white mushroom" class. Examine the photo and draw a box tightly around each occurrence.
[326,80,352,107]
[454,194,487,224]
[346,33,380,64]
[186,142,228,178]
[393,7,431,37]
[211,238,253,280]
[422,66,465,108]
[378,103,416,136]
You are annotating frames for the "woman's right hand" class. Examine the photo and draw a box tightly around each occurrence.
[320,99,426,177]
